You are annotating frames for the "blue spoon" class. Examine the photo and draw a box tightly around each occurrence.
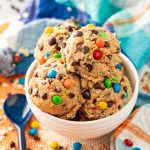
[3,94,32,150]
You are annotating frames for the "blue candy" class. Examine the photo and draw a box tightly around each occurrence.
[115,64,122,70]
[113,83,121,93]
[29,128,38,136]
[132,148,141,150]
[47,69,57,78]
[125,92,128,98]
[19,77,25,85]
[45,51,50,58]
[73,142,82,150]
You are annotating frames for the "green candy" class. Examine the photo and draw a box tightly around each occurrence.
[104,78,111,88]
[52,95,62,105]
[54,53,61,59]
[99,32,107,38]
[111,77,118,82]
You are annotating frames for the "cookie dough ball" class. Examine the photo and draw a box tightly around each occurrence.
[28,59,84,119]
[34,25,77,65]
[63,25,121,83]
[79,72,132,120]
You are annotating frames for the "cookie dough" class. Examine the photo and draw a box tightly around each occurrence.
[63,26,121,83]
[80,74,132,120]
[28,59,85,119]
[34,25,80,65]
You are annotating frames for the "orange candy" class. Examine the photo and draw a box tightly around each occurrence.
[96,38,104,48]
[37,56,46,65]
[63,79,74,88]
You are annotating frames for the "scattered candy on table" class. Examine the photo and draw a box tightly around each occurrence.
[98,101,108,110]
[104,78,111,88]
[52,95,63,105]
[53,53,61,59]
[47,69,57,78]
[29,128,38,136]
[44,26,54,34]
[31,121,40,129]
[93,50,103,60]
[124,138,133,147]
[73,142,82,150]
[113,83,121,93]
[49,141,59,149]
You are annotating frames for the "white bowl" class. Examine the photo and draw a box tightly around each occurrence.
[25,53,139,139]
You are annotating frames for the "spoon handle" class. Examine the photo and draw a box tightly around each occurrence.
[17,126,26,150]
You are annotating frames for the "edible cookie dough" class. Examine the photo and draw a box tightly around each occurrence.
[79,72,132,120]
[63,26,121,83]
[28,59,85,119]
[34,25,80,65]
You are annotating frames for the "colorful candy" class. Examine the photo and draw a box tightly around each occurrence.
[37,56,46,65]
[98,101,108,110]
[111,77,118,82]
[52,95,62,105]
[124,139,133,147]
[13,54,22,63]
[47,69,57,78]
[93,50,103,60]
[63,79,74,88]
[113,83,121,93]
[45,51,50,58]
[125,92,128,98]
[104,78,111,88]
[96,38,104,48]
[86,24,95,28]
[99,32,107,38]
[73,142,82,150]
[115,64,122,70]
[44,26,53,34]
[49,141,59,149]
[54,53,61,59]
[29,128,38,136]
[132,147,141,150]
[31,121,39,129]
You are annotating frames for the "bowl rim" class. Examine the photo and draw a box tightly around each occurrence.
[25,53,139,125]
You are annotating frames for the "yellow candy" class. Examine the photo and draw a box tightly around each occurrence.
[44,26,53,34]
[98,101,108,110]
[86,24,95,28]
[49,141,59,149]
[31,121,39,129]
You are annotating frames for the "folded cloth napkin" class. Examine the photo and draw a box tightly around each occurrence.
[110,104,150,150]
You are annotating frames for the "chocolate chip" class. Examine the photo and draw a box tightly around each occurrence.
[107,55,112,61]
[27,148,31,150]
[121,94,125,99]
[121,77,124,82]
[54,87,61,93]
[82,89,91,99]
[61,42,66,48]
[93,99,97,104]
[10,141,15,148]
[55,44,61,51]
[48,37,56,46]
[82,46,89,54]
[40,93,47,100]
[123,86,127,92]
[71,61,80,66]
[33,135,40,141]
[38,44,43,51]
[45,64,50,67]
[66,25,73,32]
[69,93,75,99]
[76,43,83,51]
[92,29,99,35]
[74,26,81,30]
[116,47,120,53]
[28,88,32,95]
[33,90,38,97]
[58,74,63,80]
[41,81,46,85]
[118,105,121,110]
[58,146,64,150]
[94,83,101,89]
[86,64,93,72]
[107,101,113,107]
[73,31,83,37]
[104,41,110,47]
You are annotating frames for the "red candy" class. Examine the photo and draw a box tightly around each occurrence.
[124,139,133,147]
[93,50,103,60]
[13,54,22,63]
